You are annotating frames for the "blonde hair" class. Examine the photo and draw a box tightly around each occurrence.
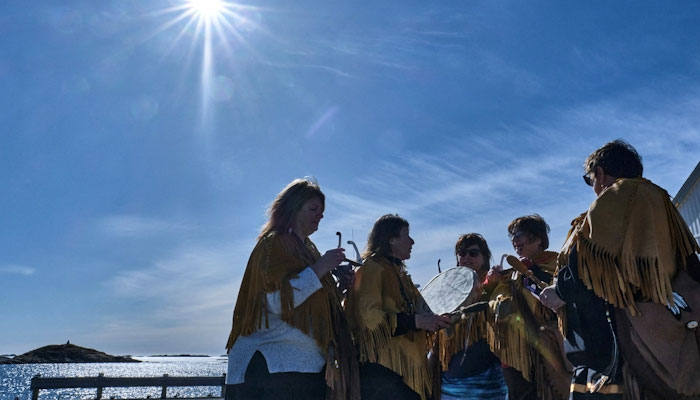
[259,178,325,239]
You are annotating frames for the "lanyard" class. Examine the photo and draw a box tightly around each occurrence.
[388,258,415,315]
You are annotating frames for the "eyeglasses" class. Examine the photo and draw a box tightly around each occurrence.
[583,172,594,186]
[458,249,482,257]
[509,230,525,240]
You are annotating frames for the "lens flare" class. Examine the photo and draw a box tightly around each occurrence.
[148,0,262,126]
[187,0,225,19]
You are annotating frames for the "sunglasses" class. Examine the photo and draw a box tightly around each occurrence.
[583,172,594,186]
[458,249,482,257]
[509,230,525,239]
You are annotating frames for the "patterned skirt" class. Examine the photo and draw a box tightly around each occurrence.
[441,364,509,400]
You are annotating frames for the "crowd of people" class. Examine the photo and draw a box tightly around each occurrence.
[223,140,700,400]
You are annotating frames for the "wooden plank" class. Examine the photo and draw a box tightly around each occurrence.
[31,375,225,389]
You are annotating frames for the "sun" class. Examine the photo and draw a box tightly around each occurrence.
[186,0,226,20]
[150,0,261,123]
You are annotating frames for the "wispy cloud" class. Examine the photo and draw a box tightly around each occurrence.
[308,25,542,92]
[263,61,352,78]
[97,215,194,238]
[106,241,245,297]
[537,88,700,193]
[95,239,252,354]
[0,265,36,276]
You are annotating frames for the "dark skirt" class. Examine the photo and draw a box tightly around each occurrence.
[359,362,421,400]
[502,367,537,400]
[225,351,326,400]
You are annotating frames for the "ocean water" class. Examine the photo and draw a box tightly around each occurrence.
[0,357,228,400]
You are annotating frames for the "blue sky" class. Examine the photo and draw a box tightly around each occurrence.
[1,0,699,356]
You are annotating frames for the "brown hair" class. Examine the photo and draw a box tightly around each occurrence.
[455,233,491,270]
[259,178,325,239]
[508,214,550,250]
[362,214,409,260]
[584,139,643,178]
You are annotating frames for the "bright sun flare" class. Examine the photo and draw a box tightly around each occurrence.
[155,0,260,121]
[187,0,226,19]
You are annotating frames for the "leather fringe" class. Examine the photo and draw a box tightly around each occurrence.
[436,312,488,371]
[575,180,700,316]
[577,232,696,316]
[355,313,432,400]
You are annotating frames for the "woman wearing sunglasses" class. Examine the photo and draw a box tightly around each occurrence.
[436,233,509,400]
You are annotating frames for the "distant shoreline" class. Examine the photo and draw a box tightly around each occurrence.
[146,354,212,357]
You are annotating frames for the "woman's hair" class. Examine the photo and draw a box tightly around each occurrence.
[455,233,491,270]
[508,214,550,250]
[362,214,409,260]
[584,139,643,178]
[259,178,325,239]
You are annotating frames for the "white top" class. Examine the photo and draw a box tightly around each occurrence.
[226,266,326,384]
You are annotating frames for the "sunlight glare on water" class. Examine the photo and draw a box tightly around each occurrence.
[0,357,227,400]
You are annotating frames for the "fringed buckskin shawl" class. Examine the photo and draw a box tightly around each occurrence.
[560,178,700,315]
[226,232,360,400]
[435,273,504,372]
[557,178,700,399]
[436,305,489,372]
[488,251,570,400]
[347,257,433,400]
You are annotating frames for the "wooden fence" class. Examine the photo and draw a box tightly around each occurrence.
[30,373,226,400]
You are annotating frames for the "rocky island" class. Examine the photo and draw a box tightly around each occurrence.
[0,343,140,364]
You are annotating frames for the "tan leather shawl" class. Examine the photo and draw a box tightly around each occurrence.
[226,232,359,400]
[436,304,489,372]
[560,178,700,315]
[558,178,700,399]
[487,251,570,400]
[346,257,433,400]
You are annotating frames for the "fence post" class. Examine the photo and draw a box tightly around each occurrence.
[96,372,104,399]
[221,373,226,397]
[31,374,41,400]
[161,374,168,399]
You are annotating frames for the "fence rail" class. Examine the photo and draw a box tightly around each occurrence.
[30,373,226,400]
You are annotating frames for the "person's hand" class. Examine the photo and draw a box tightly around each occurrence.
[333,264,355,294]
[539,285,565,311]
[311,248,345,278]
[486,264,508,284]
[415,313,451,332]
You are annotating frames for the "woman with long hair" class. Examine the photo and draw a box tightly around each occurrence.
[224,178,359,400]
[347,214,450,400]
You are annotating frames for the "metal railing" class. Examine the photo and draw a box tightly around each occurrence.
[30,373,226,400]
